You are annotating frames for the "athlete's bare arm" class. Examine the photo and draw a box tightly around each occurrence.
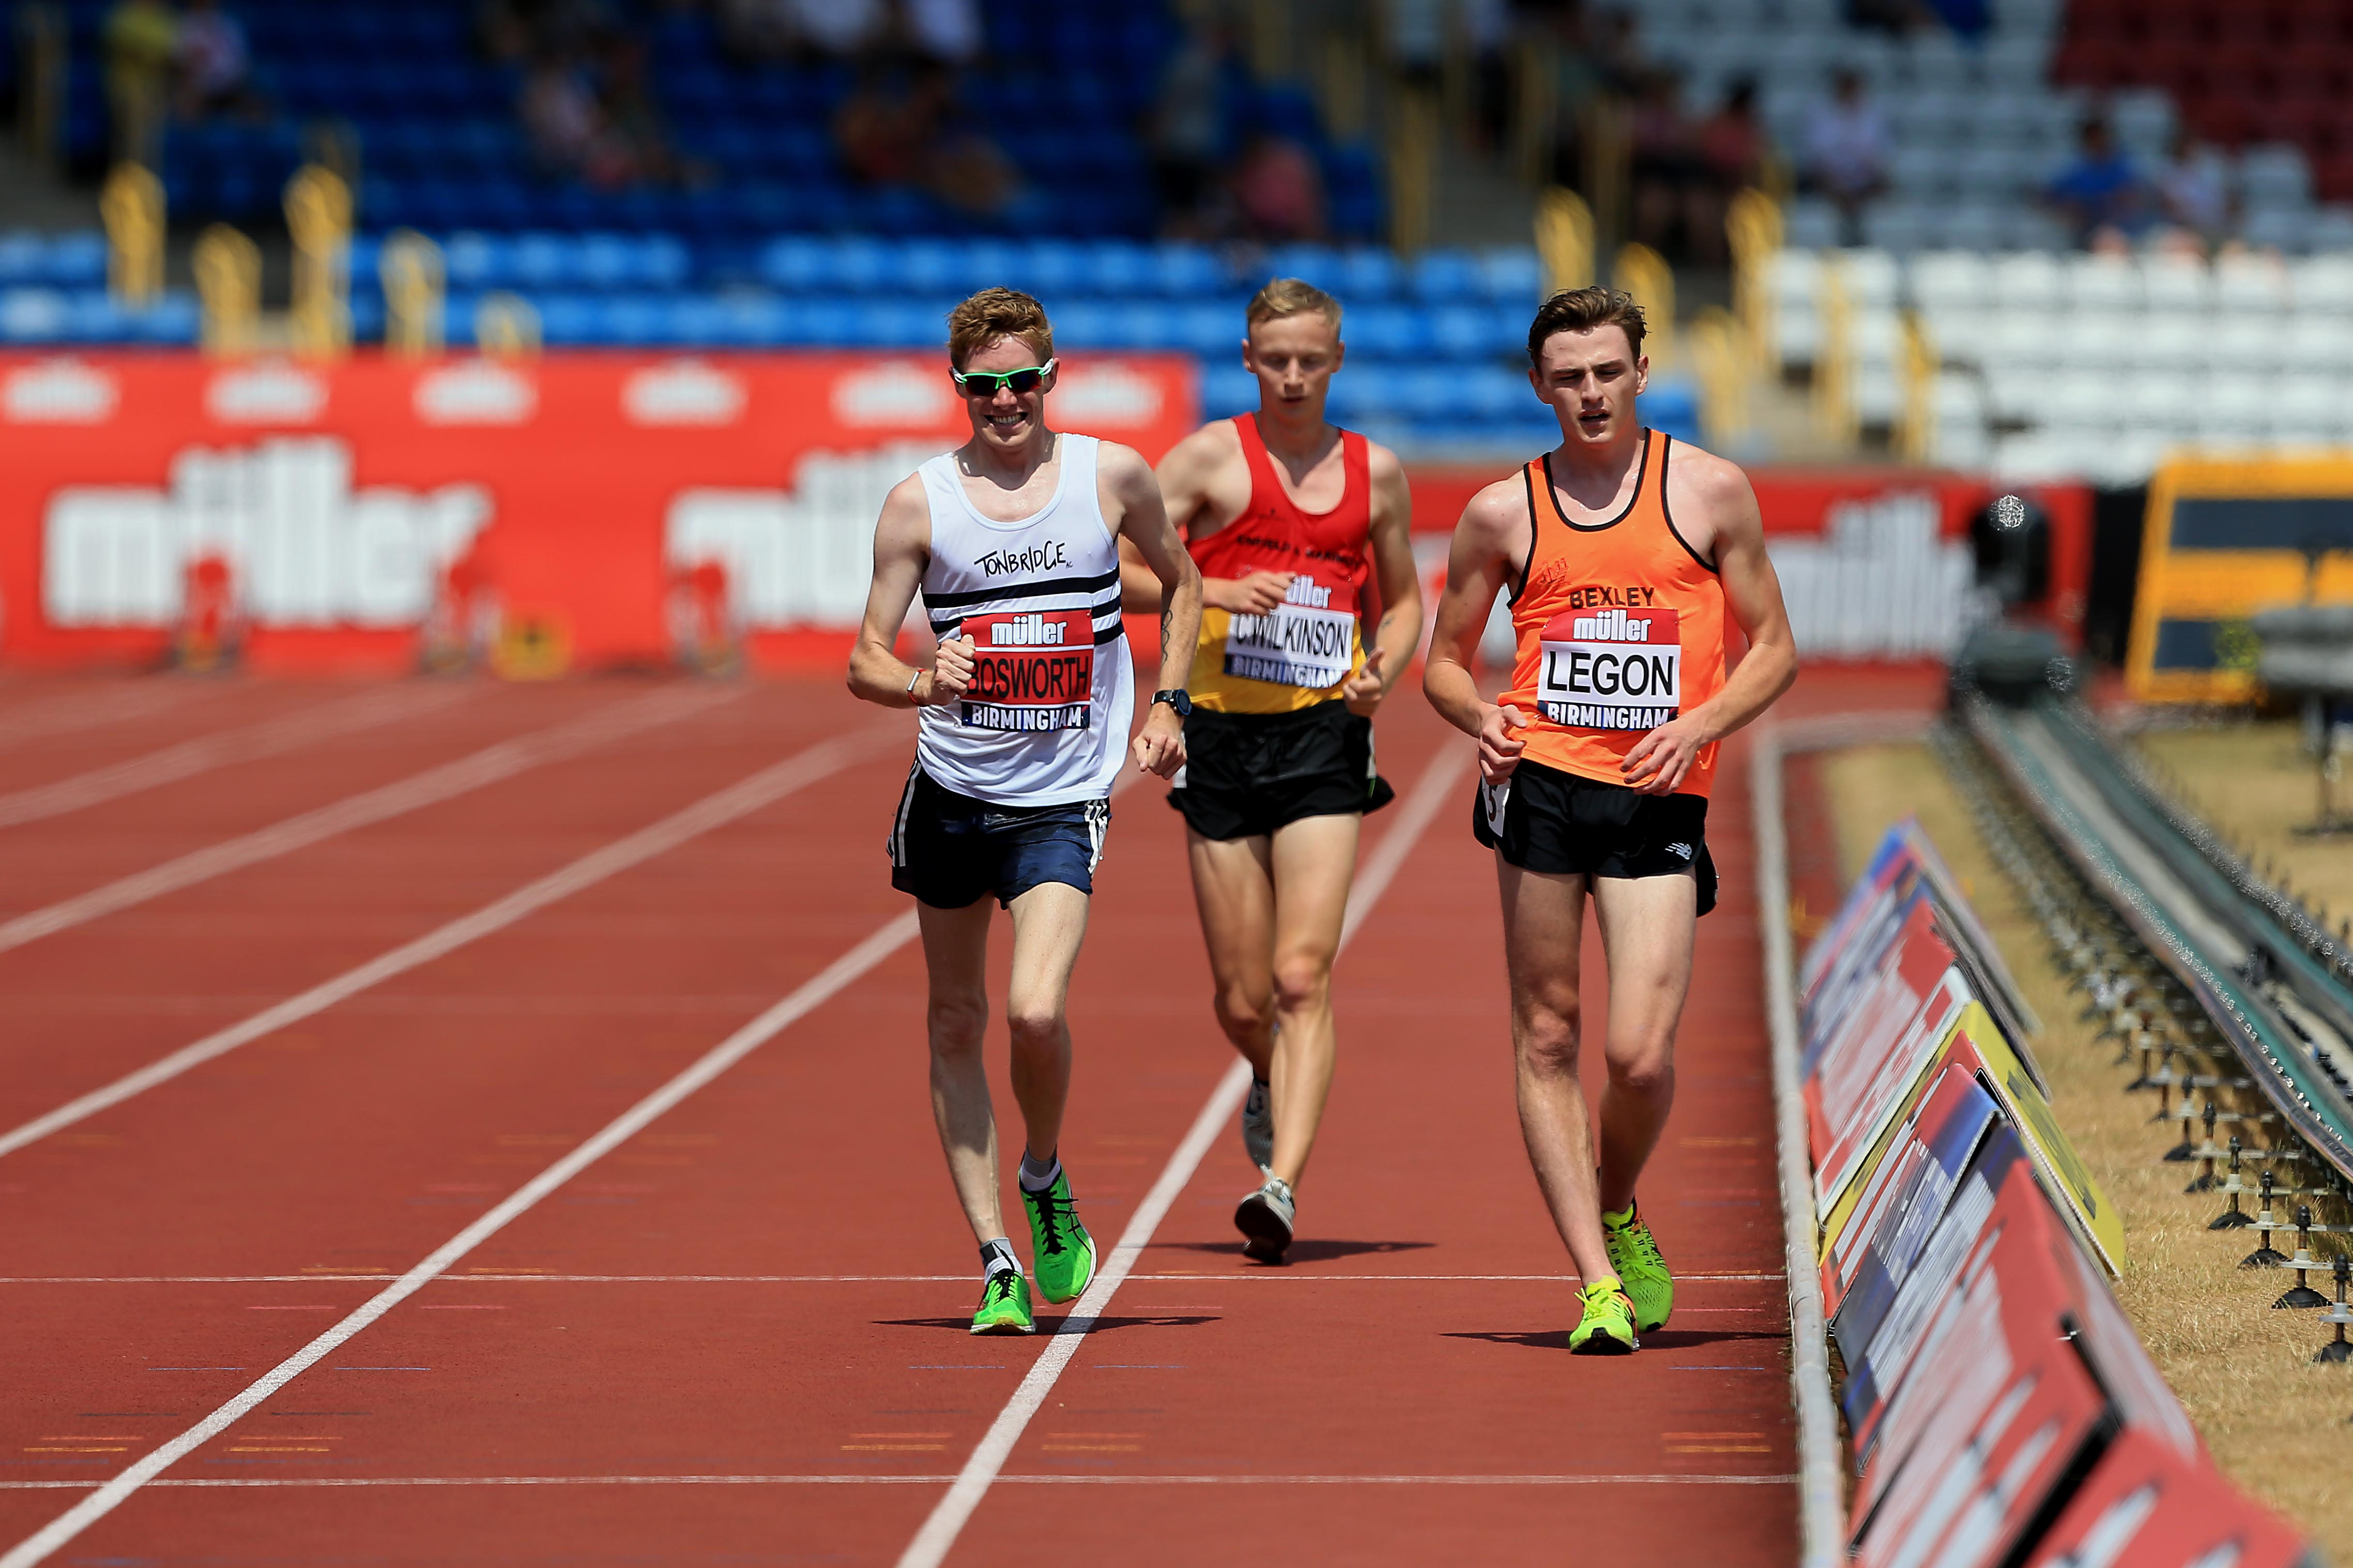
[1340,442,1425,718]
[847,475,976,709]
[1101,440,1202,778]
[1118,421,1292,616]
[1422,478,1536,783]
[1617,447,1797,794]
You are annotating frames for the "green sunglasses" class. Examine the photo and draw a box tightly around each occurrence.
[951,359,1057,397]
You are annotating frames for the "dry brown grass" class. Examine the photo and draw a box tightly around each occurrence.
[1814,740,2353,1554]
[2136,718,2353,924]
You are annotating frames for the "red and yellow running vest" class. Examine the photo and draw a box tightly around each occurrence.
[1501,430,1728,797]
[1184,414,1372,715]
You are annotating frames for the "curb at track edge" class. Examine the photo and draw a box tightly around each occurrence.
[1751,712,1933,1568]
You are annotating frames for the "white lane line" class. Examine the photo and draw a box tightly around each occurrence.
[0,1472,1796,1492]
[17,1273,1765,1288]
[0,682,227,747]
[895,742,1468,1568]
[0,684,738,958]
[0,684,472,831]
[0,901,930,1567]
[0,721,896,1164]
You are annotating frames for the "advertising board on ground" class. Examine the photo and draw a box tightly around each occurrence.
[1801,820,2311,1567]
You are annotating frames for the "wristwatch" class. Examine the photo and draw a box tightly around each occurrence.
[1150,689,1192,717]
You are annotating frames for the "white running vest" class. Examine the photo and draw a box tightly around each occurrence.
[913,434,1133,806]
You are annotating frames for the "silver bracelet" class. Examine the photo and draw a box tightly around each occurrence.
[904,667,924,701]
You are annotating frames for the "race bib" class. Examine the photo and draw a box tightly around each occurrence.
[1536,606,1680,731]
[958,610,1094,732]
[1223,578,1355,689]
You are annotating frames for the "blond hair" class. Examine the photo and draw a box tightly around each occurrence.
[1526,286,1647,364]
[1246,276,1342,335]
[947,287,1054,370]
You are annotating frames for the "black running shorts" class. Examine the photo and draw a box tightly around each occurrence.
[888,765,1109,911]
[1470,757,1718,916]
[1167,700,1396,842]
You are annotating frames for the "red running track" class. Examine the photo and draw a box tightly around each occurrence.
[0,667,1936,1565]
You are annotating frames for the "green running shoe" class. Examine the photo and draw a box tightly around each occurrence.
[1602,1201,1673,1332]
[1569,1275,1639,1355]
[1020,1170,1097,1304]
[970,1270,1034,1335]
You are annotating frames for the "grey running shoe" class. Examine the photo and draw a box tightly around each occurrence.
[1235,1175,1296,1262]
[1240,1077,1273,1173]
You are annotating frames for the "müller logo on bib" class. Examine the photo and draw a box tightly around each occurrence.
[1537,605,1682,731]
[959,609,1094,732]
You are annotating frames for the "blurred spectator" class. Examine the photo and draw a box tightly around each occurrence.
[836,62,1018,216]
[1628,70,1705,259]
[1151,23,1242,236]
[903,0,982,65]
[715,0,797,62]
[105,0,178,168]
[1382,0,1445,91]
[2153,126,2232,252]
[1231,130,1326,241]
[792,0,885,58]
[2043,118,2150,249]
[521,49,636,185]
[1800,69,1889,245]
[597,34,704,187]
[175,0,264,120]
[1688,77,1764,261]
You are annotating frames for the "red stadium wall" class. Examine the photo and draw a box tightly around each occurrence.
[0,352,2086,673]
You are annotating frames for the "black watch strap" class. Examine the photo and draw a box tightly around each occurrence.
[1151,688,1192,717]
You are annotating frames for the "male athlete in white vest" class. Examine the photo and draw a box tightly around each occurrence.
[848,288,1203,1334]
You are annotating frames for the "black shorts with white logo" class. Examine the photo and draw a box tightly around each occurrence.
[1167,700,1396,842]
[888,765,1109,911]
[1470,758,1717,916]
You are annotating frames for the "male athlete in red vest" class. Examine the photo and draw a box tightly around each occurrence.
[1122,278,1423,1260]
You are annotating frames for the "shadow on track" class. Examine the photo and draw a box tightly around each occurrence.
[875,1314,1224,1334]
[1443,1327,1787,1354]
[1149,1238,1435,1266]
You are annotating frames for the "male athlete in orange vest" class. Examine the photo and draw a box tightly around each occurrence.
[1121,278,1423,1260]
[1423,286,1796,1351]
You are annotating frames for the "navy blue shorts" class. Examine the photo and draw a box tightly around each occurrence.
[887,765,1110,911]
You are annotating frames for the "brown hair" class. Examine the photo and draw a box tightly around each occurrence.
[1246,276,1343,335]
[1526,286,1646,365]
[947,287,1054,370]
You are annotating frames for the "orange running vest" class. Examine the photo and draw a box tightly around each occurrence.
[1183,415,1372,715]
[1501,430,1728,797]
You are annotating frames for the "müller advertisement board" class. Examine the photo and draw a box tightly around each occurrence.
[0,351,1198,672]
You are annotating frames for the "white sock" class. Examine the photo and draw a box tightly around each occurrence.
[1018,1151,1061,1193]
[979,1237,1020,1278]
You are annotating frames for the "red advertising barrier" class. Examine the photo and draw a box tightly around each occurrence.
[0,351,1199,674]
[1412,465,2092,656]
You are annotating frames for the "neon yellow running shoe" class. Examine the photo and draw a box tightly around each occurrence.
[1602,1201,1673,1332]
[970,1270,1034,1335]
[1020,1170,1097,1304]
[1569,1275,1639,1355]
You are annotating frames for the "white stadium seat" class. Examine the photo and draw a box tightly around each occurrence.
[1784,200,1842,250]
[1931,202,2012,251]
[2269,376,2348,444]
[2127,314,2202,372]
[2065,254,2142,313]
[1985,362,2045,423]
[1921,305,1993,366]
[1909,250,1991,313]
[2243,208,2317,254]
[2215,254,2291,315]
[2277,315,2353,376]
[1989,251,2066,312]
[1837,248,1902,308]
[2043,368,2118,432]
[1982,310,2056,376]
[2123,376,2197,438]
[2206,375,2273,441]
[2240,145,2314,210]
[2053,313,2136,370]
[2142,256,2215,312]
[2292,257,2353,315]
[1863,205,1935,253]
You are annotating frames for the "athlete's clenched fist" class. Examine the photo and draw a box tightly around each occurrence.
[1131,703,1186,778]
[1477,702,1527,783]
[925,635,975,703]
[1341,646,1388,718]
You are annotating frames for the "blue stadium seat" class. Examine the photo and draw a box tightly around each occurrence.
[758,235,833,291]
[1266,244,1342,293]
[1049,299,1121,349]
[895,238,965,296]
[1149,243,1223,297]
[1428,304,1502,358]
[1084,240,1156,298]
[441,232,508,291]
[510,233,574,289]
[1411,250,1485,302]
[1201,363,1259,419]
[1019,239,1090,301]
[1479,249,1545,302]
[1343,304,1428,359]
[1332,248,1401,302]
